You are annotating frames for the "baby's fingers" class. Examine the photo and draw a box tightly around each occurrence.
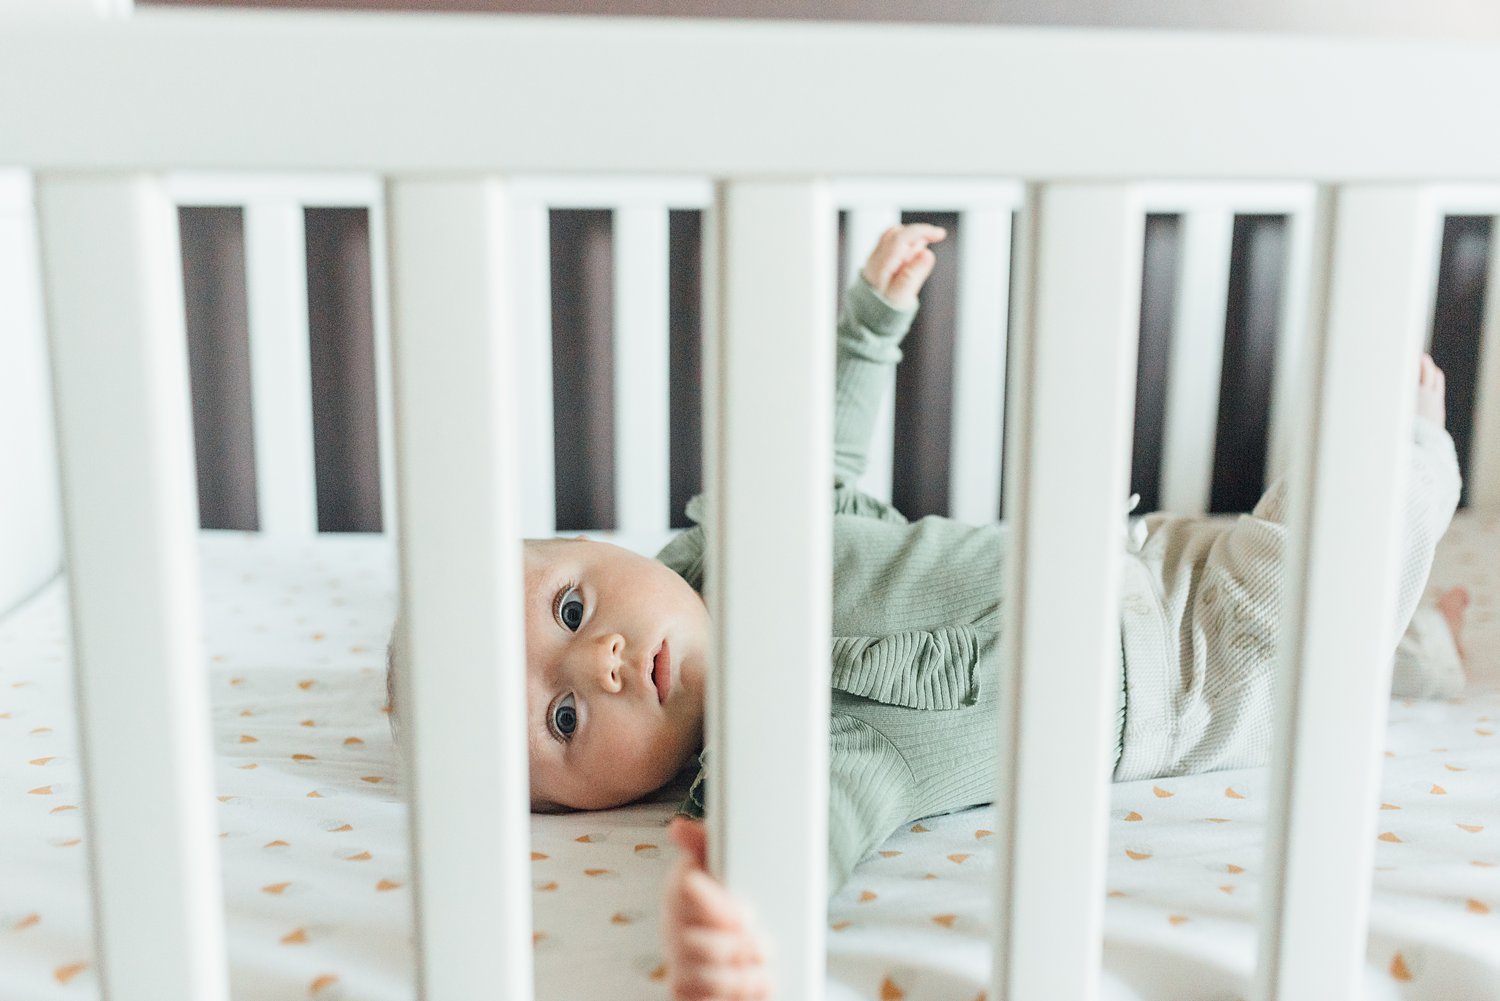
[673,867,753,931]
[875,222,947,252]
[672,962,772,1001]
[668,816,710,870]
[885,248,937,304]
[679,925,766,968]
[863,223,946,302]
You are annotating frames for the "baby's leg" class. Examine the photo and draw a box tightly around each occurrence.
[1391,586,1469,699]
[1123,359,1463,779]
[1248,358,1462,655]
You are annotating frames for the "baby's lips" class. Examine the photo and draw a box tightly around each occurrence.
[652,639,672,705]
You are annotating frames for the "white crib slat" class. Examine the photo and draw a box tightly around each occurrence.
[1265,195,1324,486]
[1160,208,1234,515]
[513,199,557,536]
[1256,187,1438,1001]
[841,206,900,503]
[705,179,833,1001]
[34,172,227,1001]
[949,206,1012,524]
[385,177,533,1001]
[1470,216,1500,509]
[994,184,1140,1001]
[612,204,672,536]
[243,200,318,536]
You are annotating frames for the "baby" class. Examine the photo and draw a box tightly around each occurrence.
[387,225,1468,1001]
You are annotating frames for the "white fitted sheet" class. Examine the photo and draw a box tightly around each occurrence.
[1,513,1497,1001]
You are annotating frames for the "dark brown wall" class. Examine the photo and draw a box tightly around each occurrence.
[1130,214,1179,512]
[306,207,382,533]
[1210,215,1285,514]
[180,206,259,531]
[550,209,617,531]
[1431,215,1493,509]
[892,211,960,520]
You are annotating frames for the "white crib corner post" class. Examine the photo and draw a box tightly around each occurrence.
[34,172,228,1001]
[612,202,672,536]
[993,183,1141,1001]
[705,178,834,1001]
[1468,214,1500,509]
[1255,185,1440,1001]
[385,176,534,1001]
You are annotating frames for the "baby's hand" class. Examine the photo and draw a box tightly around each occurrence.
[662,816,772,1001]
[860,223,947,309]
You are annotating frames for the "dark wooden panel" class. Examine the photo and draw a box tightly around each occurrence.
[550,208,616,531]
[668,209,703,529]
[1210,215,1285,513]
[306,207,382,533]
[892,210,960,519]
[179,205,259,531]
[1430,215,1491,510]
[1130,213,1179,511]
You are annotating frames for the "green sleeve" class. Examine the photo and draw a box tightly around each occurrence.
[827,715,917,894]
[834,276,918,490]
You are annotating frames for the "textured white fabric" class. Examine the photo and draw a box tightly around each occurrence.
[1393,605,1467,700]
[1116,417,1463,781]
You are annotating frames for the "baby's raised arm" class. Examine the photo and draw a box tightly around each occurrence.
[833,224,945,489]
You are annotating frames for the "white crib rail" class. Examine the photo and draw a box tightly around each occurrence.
[1259,187,1440,1000]
[34,172,228,1001]
[705,179,835,998]
[994,184,1141,998]
[385,177,534,1001]
[7,11,1500,1001]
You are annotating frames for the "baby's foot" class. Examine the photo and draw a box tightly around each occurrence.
[1436,585,1470,664]
[1416,353,1447,426]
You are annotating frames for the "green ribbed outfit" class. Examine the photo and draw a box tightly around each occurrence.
[656,277,1127,892]
[655,276,1462,896]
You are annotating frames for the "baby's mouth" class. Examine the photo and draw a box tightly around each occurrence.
[652,639,671,705]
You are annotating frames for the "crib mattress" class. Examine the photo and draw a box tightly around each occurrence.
[1,515,1497,1001]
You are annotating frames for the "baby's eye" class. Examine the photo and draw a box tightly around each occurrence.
[554,585,585,632]
[550,693,578,741]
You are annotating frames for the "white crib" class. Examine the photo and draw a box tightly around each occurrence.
[1,8,1499,1001]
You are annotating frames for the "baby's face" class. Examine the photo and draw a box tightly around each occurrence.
[524,538,709,811]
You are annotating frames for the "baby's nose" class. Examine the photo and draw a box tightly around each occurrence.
[592,633,625,693]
